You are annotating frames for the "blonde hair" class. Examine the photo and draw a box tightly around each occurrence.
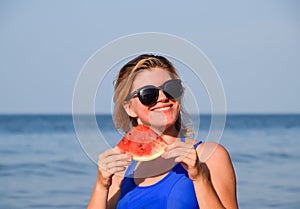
[113,54,191,136]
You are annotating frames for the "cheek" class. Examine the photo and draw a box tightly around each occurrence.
[171,100,181,113]
[131,99,149,115]
[173,103,181,119]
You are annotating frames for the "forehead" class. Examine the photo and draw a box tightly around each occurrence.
[132,68,173,89]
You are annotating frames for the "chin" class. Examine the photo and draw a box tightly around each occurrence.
[148,118,178,132]
[140,110,179,131]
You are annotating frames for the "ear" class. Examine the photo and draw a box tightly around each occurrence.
[123,101,138,118]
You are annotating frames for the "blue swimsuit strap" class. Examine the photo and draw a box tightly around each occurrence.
[125,160,137,177]
[193,140,202,149]
[180,135,202,149]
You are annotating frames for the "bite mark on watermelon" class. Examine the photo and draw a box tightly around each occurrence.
[116,125,167,161]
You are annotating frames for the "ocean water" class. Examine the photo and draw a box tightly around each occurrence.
[0,114,299,209]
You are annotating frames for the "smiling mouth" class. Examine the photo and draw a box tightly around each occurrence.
[152,104,173,111]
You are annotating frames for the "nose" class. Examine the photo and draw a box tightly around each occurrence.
[156,89,168,102]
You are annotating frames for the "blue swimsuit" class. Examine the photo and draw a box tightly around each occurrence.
[116,137,202,209]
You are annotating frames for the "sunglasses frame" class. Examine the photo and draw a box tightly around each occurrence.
[125,79,183,106]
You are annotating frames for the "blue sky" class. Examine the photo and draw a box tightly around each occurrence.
[1,0,300,114]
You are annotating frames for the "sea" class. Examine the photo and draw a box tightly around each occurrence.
[0,114,299,209]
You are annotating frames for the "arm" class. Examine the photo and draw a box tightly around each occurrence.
[195,143,238,209]
[87,176,109,209]
[88,174,124,209]
[87,148,131,209]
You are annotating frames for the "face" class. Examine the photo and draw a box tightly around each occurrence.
[124,68,181,133]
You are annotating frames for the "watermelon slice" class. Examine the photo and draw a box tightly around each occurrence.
[117,125,167,161]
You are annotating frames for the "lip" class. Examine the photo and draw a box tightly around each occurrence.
[151,104,173,112]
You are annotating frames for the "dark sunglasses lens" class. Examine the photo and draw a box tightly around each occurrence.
[138,88,159,105]
[163,80,183,98]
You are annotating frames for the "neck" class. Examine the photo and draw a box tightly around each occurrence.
[152,125,180,144]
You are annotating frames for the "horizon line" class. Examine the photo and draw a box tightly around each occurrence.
[0,112,300,116]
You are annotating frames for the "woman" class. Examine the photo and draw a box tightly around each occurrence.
[88,54,238,209]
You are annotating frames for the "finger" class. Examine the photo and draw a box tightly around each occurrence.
[99,147,131,161]
[100,147,130,161]
[101,147,119,156]
[100,153,131,165]
[163,143,195,158]
[98,149,132,173]
[173,148,197,162]
[106,159,132,170]
[98,159,131,172]
[165,141,193,151]
[162,147,190,159]
[108,166,127,174]
[175,153,196,164]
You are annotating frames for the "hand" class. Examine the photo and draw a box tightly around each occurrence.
[97,147,132,189]
[161,141,208,181]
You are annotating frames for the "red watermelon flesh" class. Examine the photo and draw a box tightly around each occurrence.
[117,125,167,161]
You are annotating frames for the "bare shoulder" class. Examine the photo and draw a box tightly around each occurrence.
[196,142,236,191]
[197,142,238,208]
[196,142,230,163]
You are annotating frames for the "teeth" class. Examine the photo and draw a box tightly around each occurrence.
[156,106,170,111]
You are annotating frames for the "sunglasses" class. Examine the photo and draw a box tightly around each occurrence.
[126,79,183,106]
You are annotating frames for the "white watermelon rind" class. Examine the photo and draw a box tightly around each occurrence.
[132,147,165,162]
